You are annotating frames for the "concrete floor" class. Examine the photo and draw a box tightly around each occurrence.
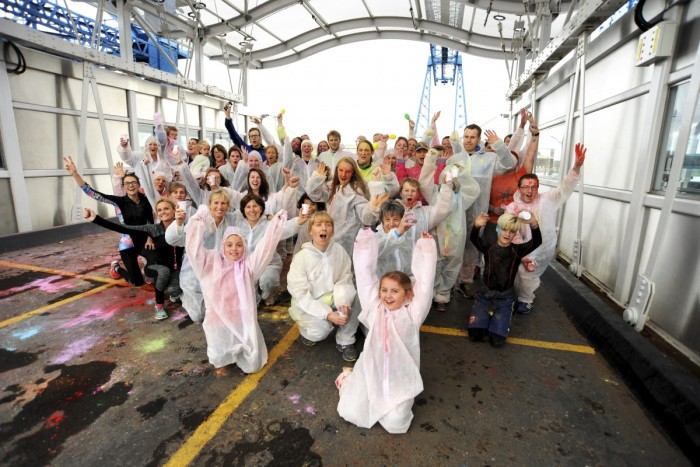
[0,230,692,466]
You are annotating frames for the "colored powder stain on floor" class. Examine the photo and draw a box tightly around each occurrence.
[142,337,168,353]
[61,297,147,329]
[0,360,131,465]
[170,310,188,321]
[12,327,41,340]
[0,275,72,299]
[51,335,101,365]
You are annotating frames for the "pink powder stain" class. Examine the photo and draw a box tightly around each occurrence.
[170,310,188,321]
[0,275,72,298]
[288,394,301,404]
[45,410,66,428]
[51,335,100,364]
[61,306,118,329]
[304,405,316,415]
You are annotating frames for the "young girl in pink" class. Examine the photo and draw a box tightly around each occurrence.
[185,205,287,375]
[336,227,437,434]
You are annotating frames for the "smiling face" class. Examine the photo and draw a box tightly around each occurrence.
[123,175,140,196]
[384,153,397,172]
[356,141,373,165]
[518,179,539,204]
[497,228,517,247]
[414,149,427,165]
[213,147,225,163]
[380,277,410,311]
[148,140,159,157]
[208,194,229,222]
[328,135,341,152]
[291,138,301,152]
[310,219,333,251]
[394,139,407,158]
[248,154,261,169]
[167,129,178,140]
[154,175,167,193]
[336,161,354,186]
[156,201,175,223]
[317,141,329,153]
[244,199,263,224]
[265,147,278,165]
[170,186,186,201]
[229,150,241,167]
[248,170,262,193]
[301,141,313,158]
[463,128,480,153]
[223,234,245,261]
[382,213,401,233]
[188,139,198,154]
[199,143,211,156]
[400,181,419,207]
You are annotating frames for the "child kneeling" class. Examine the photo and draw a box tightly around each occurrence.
[287,212,358,362]
[468,212,541,347]
[336,227,437,434]
[186,205,288,375]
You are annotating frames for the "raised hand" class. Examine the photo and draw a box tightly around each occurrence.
[420,231,433,240]
[475,212,489,228]
[63,155,77,175]
[575,143,587,167]
[316,161,329,178]
[484,130,500,144]
[114,161,125,178]
[371,193,391,209]
[371,167,382,182]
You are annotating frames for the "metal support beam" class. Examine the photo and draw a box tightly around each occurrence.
[623,43,700,331]
[0,19,242,103]
[116,0,133,61]
[0,59,32,232]
[506,0,628,100]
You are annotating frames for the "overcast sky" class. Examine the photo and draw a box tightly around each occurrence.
[203,40,514,146]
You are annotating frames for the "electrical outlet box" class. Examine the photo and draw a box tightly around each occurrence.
[635,21,679,67]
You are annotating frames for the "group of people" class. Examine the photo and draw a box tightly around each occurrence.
[65,104,587,434]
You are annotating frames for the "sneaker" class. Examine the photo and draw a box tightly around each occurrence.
[434,301,447,313]
[300,336,317,347]
[109,261,122,279]
[169,294,180,303]
[154,305,168,320]
[489,334,506,347]
[336,344,358,362]
[473,266,481,280]
[516,301,533,315]
[459,282,475,299]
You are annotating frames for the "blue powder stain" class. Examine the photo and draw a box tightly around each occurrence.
[12,327,40,340]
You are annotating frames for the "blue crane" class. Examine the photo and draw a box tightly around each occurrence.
[415,45,468,137]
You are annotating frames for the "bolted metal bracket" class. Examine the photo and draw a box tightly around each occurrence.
[623,274,655,331]
[569,239,584,276]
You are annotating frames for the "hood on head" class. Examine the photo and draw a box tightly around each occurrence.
[220,226,246,259]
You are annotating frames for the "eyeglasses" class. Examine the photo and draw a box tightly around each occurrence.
[519,185,538,191]
[124,181,140,186]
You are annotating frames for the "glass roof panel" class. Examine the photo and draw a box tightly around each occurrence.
[311,0,371,24]
[256,4,320,42]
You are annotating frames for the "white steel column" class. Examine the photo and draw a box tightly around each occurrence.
[0,62,32,232]
[623,44,700,331]
[116,0,133,62]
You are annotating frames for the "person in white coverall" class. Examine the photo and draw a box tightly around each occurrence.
[336,227,437,434]
[506,142,587,314]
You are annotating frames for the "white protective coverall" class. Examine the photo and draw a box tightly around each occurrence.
[447,138,516,285]
[234,214,300,301]
[287,240,357,345]
[305,172,382,256]
[166,211,240,322]
[420,150,480,303]
[336,228,437,434]
[507,168,580,304]
[185,207,287,372]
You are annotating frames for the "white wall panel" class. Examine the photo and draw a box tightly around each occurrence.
[584,40,652,106]
[0,179,18,235]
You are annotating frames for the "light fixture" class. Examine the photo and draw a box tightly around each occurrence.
[494,14,506,21]
[187,11,197,18]
[193,2,206,10]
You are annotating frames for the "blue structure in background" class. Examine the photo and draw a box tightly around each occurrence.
[415,44,468,136]
[0,0,187,73]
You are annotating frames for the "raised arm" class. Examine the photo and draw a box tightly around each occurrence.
[224,103,251,151]
[184,206,216,280]
[249,210,288,280]
[419,149,439,204]
[84,208,159,237]
[410,232,438,324]
[352,227,379,314]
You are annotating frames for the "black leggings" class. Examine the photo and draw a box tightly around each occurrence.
[119,235,156,286]
[144,265,181,305]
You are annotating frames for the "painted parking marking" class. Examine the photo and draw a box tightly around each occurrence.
[0,259,121,284]
[165,325,301,467]
[0,282,119,329]
[420,324,595,354]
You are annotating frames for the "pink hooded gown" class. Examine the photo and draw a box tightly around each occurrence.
[185,206,287,373]
[337,228,437,433]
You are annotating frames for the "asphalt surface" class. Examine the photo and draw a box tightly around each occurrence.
[0,230,693,466]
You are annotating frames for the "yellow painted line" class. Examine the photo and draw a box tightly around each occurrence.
[0,282,119,329]
[420,324,595,355]
[165,324,301,467]
[0,259,120,284]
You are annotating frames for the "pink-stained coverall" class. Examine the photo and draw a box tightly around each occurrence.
[185,206,287,373]
[336,228,437,434]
